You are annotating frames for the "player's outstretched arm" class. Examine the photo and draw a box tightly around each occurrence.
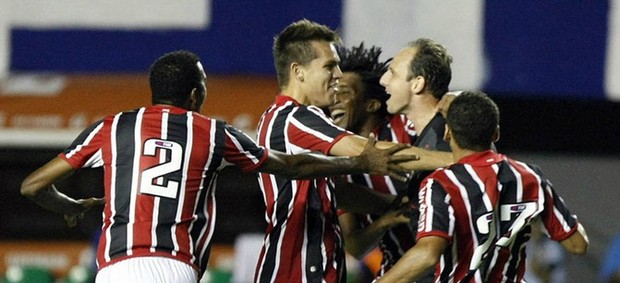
[21,157,104,227]
[331,135,452,172]
[258,134,418,180]
[386,145,452,171]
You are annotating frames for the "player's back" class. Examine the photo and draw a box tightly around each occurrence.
[98,105,226,271]
[421,151,551,282]
[61,105,227,272]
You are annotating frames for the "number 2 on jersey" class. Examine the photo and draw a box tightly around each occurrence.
[140,139,183,199]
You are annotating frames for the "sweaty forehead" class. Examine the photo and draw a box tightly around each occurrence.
[389,48,416,74]
[395,48,416,64]
[310,40,339,62]
[329,43,340,61]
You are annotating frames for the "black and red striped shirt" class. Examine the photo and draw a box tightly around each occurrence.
[60,105,267,276]
[254,95,352,283]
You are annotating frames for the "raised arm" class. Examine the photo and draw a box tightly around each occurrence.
[21,157,104,227]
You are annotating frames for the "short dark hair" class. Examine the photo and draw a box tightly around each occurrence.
[407,38,452,99]
[149,50,203,107]
[337,42,390,117]
[273,19,340,89]
[446,91,499,151]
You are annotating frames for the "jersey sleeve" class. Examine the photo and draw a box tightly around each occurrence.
[539,178,579,241]
[417,174,452,241]
[59,119,106,169]
[223,124,268,173]
[525,164,579,241]
[287,105,352,154]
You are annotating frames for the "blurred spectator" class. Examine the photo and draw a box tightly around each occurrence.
[601,234,620,283]
[524,220,567,283]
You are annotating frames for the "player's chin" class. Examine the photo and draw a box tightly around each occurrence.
[385,100,399,115]
[321,96,335,108]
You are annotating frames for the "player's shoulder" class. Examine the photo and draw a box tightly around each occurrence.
[505,156,545,176]
[301,104,326,116]
[424,166,452,183]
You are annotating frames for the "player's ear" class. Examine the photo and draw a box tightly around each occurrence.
[366,99,381,113]
[291,63,304,82]
[493,126,500,142]
[411,75,425,94]
[443,126,451,143]
[188,88,198,110]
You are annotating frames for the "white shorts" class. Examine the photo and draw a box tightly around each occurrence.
[95,257,198,283]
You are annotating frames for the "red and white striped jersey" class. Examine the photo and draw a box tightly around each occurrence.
[59,105,267,276]
[417,150,580,282]
[254,95,352,283]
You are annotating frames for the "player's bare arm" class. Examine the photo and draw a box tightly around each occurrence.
[20,157,105,227]
[340,207,412,259]
[560,223,589,255]
[259,134,417,180]
[331,135,453,171]
[376,236,448,283]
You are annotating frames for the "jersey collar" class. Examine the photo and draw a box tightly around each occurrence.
[456,150,505,166]
[274,95,300,106]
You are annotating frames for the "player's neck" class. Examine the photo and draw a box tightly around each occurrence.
[280,85,307,105]
[452,147,479,162]
[406,94,439,134]
[357,115,383,138]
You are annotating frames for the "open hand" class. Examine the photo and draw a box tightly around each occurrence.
[436,91,460,117]
[361,133,418,182]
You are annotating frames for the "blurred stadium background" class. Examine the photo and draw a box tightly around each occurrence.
[1,1,619,282]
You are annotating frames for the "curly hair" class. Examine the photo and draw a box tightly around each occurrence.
[337,42,390,117]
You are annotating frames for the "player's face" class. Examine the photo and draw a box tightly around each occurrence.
[380,47,416,115]
[328,72,366,131]
[300,41,343,108]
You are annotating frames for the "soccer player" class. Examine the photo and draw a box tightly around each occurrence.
[376,91,589,282]
[20,50,416,283]
[380,38,453,189]
[254,20,452,283]
[333,39,456,281]
[329,42,419,278]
